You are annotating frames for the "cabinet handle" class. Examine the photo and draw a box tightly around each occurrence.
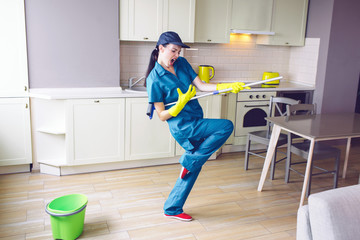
[244,104,269,108]
[24,86,27,91]
[143,37,149,40]
[207,39,212,42]
[25,103,28,108]
[94,100,100,103]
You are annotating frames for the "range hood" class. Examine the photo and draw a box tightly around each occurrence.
[230,29,275,35]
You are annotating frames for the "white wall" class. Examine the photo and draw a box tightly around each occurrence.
[288,38,320,86]
[306,0,360,113]
[25,0,120,88]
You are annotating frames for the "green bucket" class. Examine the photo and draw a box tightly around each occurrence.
[45,194,88,240]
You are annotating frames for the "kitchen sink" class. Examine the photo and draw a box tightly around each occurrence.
[124,86,147,94]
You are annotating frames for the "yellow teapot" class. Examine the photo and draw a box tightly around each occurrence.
[261,72,280,87]
[198,65,215,83]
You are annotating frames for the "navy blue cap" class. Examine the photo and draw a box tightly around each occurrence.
[156,31,190,48]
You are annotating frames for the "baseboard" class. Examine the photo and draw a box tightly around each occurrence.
[0,164,31,175]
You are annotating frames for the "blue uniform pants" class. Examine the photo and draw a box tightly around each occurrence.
[164,118,233,215]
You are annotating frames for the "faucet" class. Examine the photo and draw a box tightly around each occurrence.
[128,76,145,89]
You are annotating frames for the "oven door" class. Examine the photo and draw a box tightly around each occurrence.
[235,101,270,137]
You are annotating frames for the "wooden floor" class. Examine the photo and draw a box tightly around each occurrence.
[1,140,360,240]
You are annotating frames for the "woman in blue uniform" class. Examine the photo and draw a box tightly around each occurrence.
[146,31,249,221]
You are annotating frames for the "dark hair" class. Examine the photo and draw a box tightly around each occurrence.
[144,44,167,87]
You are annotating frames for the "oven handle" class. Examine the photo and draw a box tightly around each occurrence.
[244,104,269,108]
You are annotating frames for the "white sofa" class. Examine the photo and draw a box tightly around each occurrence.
[297,184,360,240]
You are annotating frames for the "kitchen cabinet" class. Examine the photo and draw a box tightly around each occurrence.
[67,99,126,165]
[176,95,223,155]
[231,0,273,33]
[0,98,32,171]
[126,96,224,159]
[125,98,175,160]
[31,98,126,174]
[30,91,225,175]
[120,0,162,41]
[195,0,232,43]
[163,0,195,42]
[0,0,29,96]
[0,0,31,174]
[256,0,309,46]
[120,0,195,42]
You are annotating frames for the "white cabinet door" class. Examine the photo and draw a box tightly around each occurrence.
[195,0,232,43]
[120,0,163,41]
[125,98,175,160]
[176,96,223,156]
[256,0,308,46]
[66,99,125,165]
[0,0,28,96]
[0,98,32,166]
[231,0,273,32]
[163,0,195,42]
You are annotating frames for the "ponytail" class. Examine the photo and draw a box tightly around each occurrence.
[144,44,168,87]
[144,47,159,87]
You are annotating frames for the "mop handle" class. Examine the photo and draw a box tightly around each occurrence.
[146,76,283,119]
[164,76,283,107]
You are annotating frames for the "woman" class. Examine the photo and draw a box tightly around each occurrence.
[146,31,249,221]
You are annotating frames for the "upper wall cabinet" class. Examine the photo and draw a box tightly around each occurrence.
[194,0,232,43]
[256,0,309,46]
[0,0,28,96]
[120,0,195,42]
[163,0,195,42]
[120,0,162,41]
[231,0,273,32]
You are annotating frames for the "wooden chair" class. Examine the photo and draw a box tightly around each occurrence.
[285,103,341,197]
[244,96,300,180]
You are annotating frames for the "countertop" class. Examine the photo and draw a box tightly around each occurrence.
[29,81,314,100]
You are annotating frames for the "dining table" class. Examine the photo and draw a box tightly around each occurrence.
[257,112,360,207]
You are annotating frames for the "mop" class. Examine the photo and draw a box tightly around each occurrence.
[146,76,283,119]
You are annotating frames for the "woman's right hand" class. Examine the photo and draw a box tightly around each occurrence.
[168,85,196,117]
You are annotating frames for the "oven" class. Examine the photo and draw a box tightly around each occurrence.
[233,91,277,145]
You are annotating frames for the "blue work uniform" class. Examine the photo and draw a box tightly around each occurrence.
[147,57,233,216]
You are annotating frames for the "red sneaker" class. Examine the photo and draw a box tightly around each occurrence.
[164,212,193,221]
[180,167,189,179]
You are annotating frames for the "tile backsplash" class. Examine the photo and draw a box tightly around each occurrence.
[120,35,319,87]
[288,38,320,86]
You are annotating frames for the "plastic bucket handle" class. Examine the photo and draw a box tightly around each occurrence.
[45,203,87,217]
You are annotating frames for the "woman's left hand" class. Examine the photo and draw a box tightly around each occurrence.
[216,82,251,93]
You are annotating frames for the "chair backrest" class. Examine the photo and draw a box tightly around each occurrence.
[269,97,300,117]
[266,97,300,135]
[286,103,316,116]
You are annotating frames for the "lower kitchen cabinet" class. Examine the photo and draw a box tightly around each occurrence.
[31,94,224,175]
[67,99,126,165]
[175,95,223,156]
[31,98,126,174]
[125,96,224,159]
[0,98,32,172]
[125,98,175,160]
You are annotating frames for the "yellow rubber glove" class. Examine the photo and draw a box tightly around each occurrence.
[216,82,250,93]
[168,85,196,117]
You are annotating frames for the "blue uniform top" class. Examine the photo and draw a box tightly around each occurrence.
[147,57,204,150]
